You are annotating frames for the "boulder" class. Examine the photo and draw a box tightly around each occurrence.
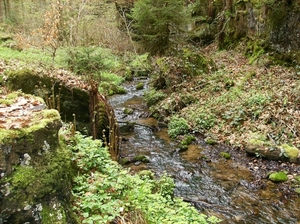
[0,92,76,223]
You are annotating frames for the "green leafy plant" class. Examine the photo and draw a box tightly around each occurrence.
[144,89,167,106]
[66,47,106,77]
[168,116,189,139]
[195,111,216,131]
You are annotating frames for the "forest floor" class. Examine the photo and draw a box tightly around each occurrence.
[153,41,300,159]
[194,43,300,195]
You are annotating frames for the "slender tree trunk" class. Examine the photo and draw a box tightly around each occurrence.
[0,0,3,22]
[3,0,8,19]
[6,0,9,18]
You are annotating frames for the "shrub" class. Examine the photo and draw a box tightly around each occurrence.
[195,112,216,131]
[131,0,186,55]
[144,89,167,106]
[168,116,189,139]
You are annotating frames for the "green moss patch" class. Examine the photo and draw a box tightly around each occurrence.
[220,152,231,160]
[269,171,288,183]
[132,154,150,163]
[280,144,299,163]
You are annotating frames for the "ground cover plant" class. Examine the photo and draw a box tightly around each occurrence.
[68,132,220,224]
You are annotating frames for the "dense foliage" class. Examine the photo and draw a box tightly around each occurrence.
[131,0,186,55]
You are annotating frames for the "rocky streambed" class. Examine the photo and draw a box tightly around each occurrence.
[110,79,300,224]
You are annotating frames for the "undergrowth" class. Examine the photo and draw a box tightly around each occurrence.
[149,45,300,150]
[68,132,220,224]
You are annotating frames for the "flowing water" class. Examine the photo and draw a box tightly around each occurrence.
[108,80,300,224]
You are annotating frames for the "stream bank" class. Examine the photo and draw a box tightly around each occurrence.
[109,79,300,224]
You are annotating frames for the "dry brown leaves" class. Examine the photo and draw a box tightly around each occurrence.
[0,95,46,130]
[198,43,300,148]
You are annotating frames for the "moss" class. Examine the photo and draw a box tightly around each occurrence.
[280,144,299,162]
[205,138,217,145]
[0,109,61,145]
[179,144,188,152]
[294,176,300,183]
[248,132,270,147]
[5,69,52,94]
[180,135,196,145]
[119,158,130,165]
[220,152,231,159]
[119,122,135,133]
[0,91,24,105]
[249,138,266,146]
[132,154,150,163]
[123,107,134,115]
[136,82,144,90]
[99,82,127,95]
[179,135,196,151]
[246,40,267,64]
[1,141,76,223]
[9,145,72,195]
[269,171,288,182]
[40,204,68,224]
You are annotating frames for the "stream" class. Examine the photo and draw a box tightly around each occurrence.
[108,79,300,224]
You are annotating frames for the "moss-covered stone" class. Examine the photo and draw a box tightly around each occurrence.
[280,144,299,163]
[205,138,217,145]
[248,132,270,147]
[119,122,135,133]
[119,157,131,165]
[0,93,62,176]
[5,69,90,123]
[179,144,189,152]
[0,93,76,223]
[220,152,231,160]
[179,135,196,152]
[136,82,144,90]
[269,171,288,183]
[132,154,150,163]
[123,107,134,115]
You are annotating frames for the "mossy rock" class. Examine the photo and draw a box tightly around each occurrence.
[269,171,288,183]
[220,152,231,160]
[1,146,76,223]
[119,122,135,133]
[179,144,189,152]
[0,93,76,223]
[119,157,131,165]
[123,107,134,115]
[136,82,144,90]
[179,135,196,152]
[247,132,270,147]
[205,138,217,145]
[0,92,62,176]
[5,69,90,123]
[132,154,150,163]
[280,144,299,163]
